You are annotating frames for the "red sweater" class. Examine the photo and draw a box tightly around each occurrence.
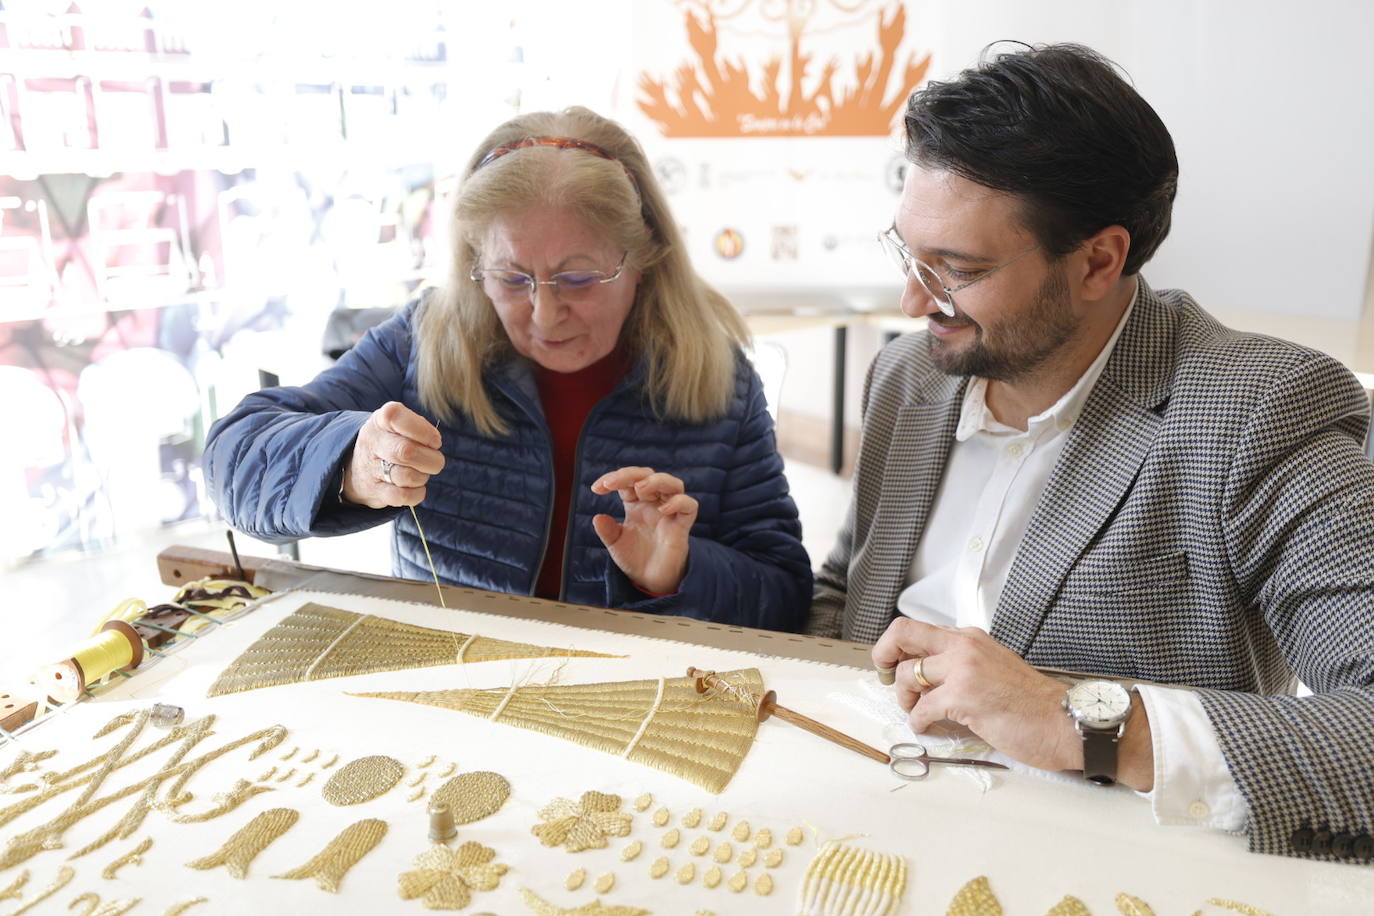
[532,350,627,599]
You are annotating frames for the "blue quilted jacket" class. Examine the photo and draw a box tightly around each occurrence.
[204,304,812,631]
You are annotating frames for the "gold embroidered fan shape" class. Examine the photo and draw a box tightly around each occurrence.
[352,669,766,793]
[207,602,619,696]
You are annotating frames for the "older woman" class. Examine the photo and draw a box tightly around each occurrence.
[203,107,811,630]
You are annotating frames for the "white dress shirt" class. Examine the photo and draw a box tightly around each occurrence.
[896,283,1249,832]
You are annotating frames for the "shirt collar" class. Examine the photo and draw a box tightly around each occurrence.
[955,279,1139,441]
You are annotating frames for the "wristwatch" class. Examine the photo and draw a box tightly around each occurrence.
[1064,679,1133,786]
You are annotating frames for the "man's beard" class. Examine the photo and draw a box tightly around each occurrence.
[929,263,1077,382]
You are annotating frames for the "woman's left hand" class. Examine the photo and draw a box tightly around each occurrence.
[590,466,698,595]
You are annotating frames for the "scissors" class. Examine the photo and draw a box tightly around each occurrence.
[888,742,1010,780]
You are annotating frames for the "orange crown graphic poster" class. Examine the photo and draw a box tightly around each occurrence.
[637,0,931,138]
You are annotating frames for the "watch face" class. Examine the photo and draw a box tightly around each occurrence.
[1067,680,1131,730]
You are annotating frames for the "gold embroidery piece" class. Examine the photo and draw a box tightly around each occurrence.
[429,771,511,825]
[799,841,907,916]
[652,808,671,827]
[273,817,387,892]
[755,873,774,896]
[1046,897,1091,916]
[727,870,748,893]
[7,864,74,916]
[257,767,277,783]
[533,791,632,852]
[689,836,709,856]
[754,828,773,849]
[633,793,653,812]
[298,772,315,788]
[100,836,153,879]
[731,821,750,842]
[712,842,733,864]
[277,768,296,783]
[322,755,405,806]
[66,892,142,915]
[566,868,587,890]
[676,863,695,884]
[786,826,804,846]
[1116,893,1155,916]
[1203,900,1277,916]
[438,763,457,779]
[518,887,649,916]
[681,808,702,828]
[92,714,135,739]
[157,778,272,823]
[161,899,208,916]
[707,812,727,832]
[1,750,57,784]
[418,755,436,769]
[302,749,320,764]
[208,602,618,696]
[763,847,783,868]
[947,875,1003,916]
[620,840,643,862]
[281,747,298,761]
[703,865,722,888]
[595,873,615,893]
[649,857,670,879]
[186,807,300,878]
[737,848,757,868]
[322,754,339,769]
[353,668,766,793]
[407,788,426,803]
[397,841,508,909]
[661,829,681,849]
[0,869,28,901]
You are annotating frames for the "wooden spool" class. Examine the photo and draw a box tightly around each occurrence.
[31,619,144,703]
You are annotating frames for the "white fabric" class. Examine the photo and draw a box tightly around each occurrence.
[1,588,1351,913]
[895,283,1249,833]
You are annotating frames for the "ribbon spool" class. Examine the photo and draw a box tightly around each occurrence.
[31,620,144,703]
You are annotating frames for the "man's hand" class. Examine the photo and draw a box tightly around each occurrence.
[342,402,444,508]
[873,617,1080,773]
[590,466,697,595]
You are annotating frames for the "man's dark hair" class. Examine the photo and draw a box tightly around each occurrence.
[904,43,1178,276]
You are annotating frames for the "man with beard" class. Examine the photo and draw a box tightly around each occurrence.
[807,43,1374,861]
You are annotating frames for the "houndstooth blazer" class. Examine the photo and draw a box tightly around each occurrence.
[809,280,1374,861]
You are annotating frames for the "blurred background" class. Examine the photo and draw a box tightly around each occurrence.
[1,0,1372,669]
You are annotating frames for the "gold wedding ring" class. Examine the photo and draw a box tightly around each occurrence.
[912,656,934,690]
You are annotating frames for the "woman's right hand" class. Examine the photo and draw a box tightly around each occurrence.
[341,402,444,508]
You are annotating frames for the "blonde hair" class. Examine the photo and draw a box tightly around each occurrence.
[416,106,749,436]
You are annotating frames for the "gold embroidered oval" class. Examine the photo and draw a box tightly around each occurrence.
[786,826,804,846]
[755,873,774,896]
[565,868,586,891]
[728,870,749,893]
[713,842,733,864]
[653,807,671,827]
[682,807,703,828]
[321,756,405,806]
[754,828,773,849]
[649,857,670,879]
[708,812,728,832]
[634,793,653,812]
[661,828,681,849]
[732,821,751,842]
[690,836,710,856]
[621,840,643,862]
[738,848,758,868]
[764,848,784,868]
[703,865,723,888]
[429,771,511,825]
[676,863,696,884]
[595,873,615,893]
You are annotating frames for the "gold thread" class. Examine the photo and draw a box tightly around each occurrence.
[321,754,339,769]
[407,772,426,787]
[257,767,277,783]
[1204,900,1277,916]
[407,788,425,802]
[281,747,298,761]
[276,768,296,783]
[438,762,456,778]
[301,749,319,764]
[418,755,436,769]
[517,888,649,916]
[297,772,315,788]
[620,678,666,759]
[101,836,153,879]
[186,808,300,878]
[7,864,74,916]
[160,900,208,916]
[409,504,448,608]
[66,892,142,915]
[0,869,28,901]
[273,817,387,892]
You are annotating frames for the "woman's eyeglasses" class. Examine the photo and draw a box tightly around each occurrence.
[471,252,628,304]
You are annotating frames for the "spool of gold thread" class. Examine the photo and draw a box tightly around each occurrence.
[31,620,144,703]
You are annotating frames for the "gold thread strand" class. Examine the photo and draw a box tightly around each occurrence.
[6,865,74,916]
[65,892,142,915]
[517,887,649,916]
[272,817,387,892]
[409,505,448,608]
[301,749,319,764]
[0,870,28,901]
[186,807,299,878]
[160,900,208,916]
[1204,900,1277,916]
[101,837,153,879]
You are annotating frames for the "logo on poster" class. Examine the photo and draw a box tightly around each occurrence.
[714,228,745,259]
[637,1,931,138]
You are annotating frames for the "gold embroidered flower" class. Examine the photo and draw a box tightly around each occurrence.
[532,791,633,852]
[397,841,507,910]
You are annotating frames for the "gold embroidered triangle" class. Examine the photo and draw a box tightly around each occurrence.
[351,668,765,793]
[207,603,620,696]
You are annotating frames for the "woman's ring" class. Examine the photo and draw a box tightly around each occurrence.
[380,458,396,486]
[912,656,934,690]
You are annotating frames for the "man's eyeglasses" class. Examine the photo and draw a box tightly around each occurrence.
[878,225,1038,317]
[470,251,629,305]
